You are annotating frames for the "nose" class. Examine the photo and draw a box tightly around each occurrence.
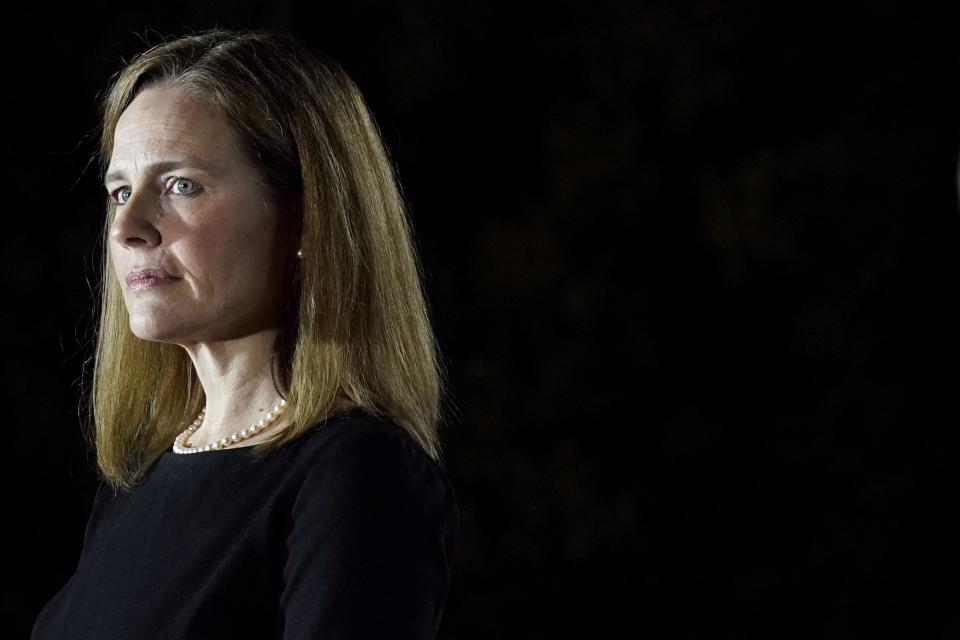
[109,192,162,248]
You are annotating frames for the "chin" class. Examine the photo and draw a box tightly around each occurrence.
[129,324,175,344]
[127,313,188,344]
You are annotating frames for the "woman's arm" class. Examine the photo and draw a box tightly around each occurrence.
[280,425,459,639]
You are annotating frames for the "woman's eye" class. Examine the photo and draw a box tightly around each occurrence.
[168,177,201,196]
[111,187,131,205]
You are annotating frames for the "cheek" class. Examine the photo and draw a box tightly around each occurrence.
[172,197,281,288]
[196,215,279,268]
[176,229,268,290]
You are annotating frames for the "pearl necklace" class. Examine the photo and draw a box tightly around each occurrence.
[172,399,288,454]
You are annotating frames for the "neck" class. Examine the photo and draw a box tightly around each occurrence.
[181,328,286,444]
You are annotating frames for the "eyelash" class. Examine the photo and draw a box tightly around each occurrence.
[109,177,202,205]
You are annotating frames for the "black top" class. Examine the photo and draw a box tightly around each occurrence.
[32,410,459,640]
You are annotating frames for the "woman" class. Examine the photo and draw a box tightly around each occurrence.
[32,28,458,639]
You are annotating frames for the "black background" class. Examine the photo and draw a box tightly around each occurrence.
[5,1,960,637]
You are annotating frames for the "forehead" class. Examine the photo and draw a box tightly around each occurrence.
[109,86,239,173]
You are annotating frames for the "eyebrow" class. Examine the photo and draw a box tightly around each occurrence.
[103,158,216,186]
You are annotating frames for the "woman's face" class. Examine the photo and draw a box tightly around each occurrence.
[106,85,290,346]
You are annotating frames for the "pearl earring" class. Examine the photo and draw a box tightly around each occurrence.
[296,249,304,259]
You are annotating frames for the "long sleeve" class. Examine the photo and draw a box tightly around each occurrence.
[279,425,459,639]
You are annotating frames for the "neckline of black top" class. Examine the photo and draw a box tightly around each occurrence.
[161,408,369,460]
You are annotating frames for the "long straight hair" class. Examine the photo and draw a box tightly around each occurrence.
[93,29,447,489]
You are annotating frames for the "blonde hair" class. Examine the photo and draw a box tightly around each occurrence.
[92,28,448,489]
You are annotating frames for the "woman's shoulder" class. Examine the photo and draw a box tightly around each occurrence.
[291,409,427,459]
[285,408,458,539]
[286,409,452,492]
[281,411,459,638]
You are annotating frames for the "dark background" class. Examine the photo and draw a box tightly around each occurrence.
[5,1,960,637]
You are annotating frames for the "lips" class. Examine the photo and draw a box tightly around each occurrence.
[125,267,180,291]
